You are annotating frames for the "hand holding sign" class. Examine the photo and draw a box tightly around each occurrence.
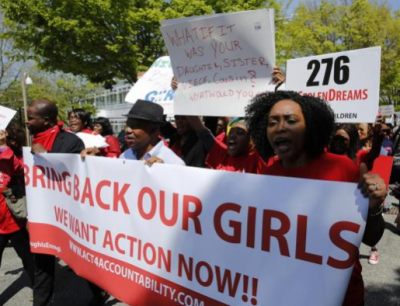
[358,163,387,211]
[272,66,285,86]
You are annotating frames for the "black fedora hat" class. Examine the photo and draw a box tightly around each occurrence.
[123,99,164,123]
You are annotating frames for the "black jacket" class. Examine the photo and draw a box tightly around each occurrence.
[50,130,85,154]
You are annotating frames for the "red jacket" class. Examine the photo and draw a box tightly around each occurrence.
[0,147,26,234]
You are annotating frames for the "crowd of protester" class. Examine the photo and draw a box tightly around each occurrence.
[0,68,399,306]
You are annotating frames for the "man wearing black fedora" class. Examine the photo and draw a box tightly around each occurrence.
[81,100,184,165]
[118,100,184,164]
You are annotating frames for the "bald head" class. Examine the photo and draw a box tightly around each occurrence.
[26,99,59,135]
[31,99,58,123]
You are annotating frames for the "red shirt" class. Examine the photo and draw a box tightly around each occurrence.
[0,147,26,234]
[206,140,267,174]
[265,152,359,183]
[356,149,369,166]
[100,135,121,158]
[263,153,363,306]
[215,132,226,144]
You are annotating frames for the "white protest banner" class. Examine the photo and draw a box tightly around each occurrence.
[0,105,17,129]
[24,148,367,306]
[161,9,276,116]
[286,46,381,123]
[125,56,175,115]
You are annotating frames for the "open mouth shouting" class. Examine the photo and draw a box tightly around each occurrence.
[273,137,291,154]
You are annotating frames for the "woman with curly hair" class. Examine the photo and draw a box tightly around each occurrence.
[246,90,386,306]
[93,117,121,158]
[0,123,34,288]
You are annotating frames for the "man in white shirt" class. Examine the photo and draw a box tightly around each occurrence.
[119,99,184,165]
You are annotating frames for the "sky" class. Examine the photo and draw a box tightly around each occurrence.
[285,0,400,14]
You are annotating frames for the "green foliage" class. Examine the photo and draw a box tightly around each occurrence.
[0,0,286,87]
[1,67,99,123]
[0,0,211,87]
[280,0,347,61]
[205,0,280,13]
[0,14,27,100]
[1,0,142,88]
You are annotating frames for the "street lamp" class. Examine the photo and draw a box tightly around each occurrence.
[21,73,33,146]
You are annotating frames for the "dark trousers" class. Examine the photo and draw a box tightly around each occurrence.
[0,228,34,286]
[33,253,55,306]
[390,165,400,184]
[87,280,107,298]
[33,253,106,306]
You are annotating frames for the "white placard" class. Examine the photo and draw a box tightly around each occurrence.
[0,105,17,129]
[379,105,394,117]
[286,47,381,123]
[76,132,109,149]
[161,9,276,116]
[125,56,175,115]
[24,149,367,306]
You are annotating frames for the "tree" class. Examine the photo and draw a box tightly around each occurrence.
[28,70,99,122]
[280,0,347,62]
[0,14,29,102]
[1,66,99,123]
[0,0,205,87]
[0,0,284,87]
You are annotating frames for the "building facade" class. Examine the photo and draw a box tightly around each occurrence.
[93,83,133,134]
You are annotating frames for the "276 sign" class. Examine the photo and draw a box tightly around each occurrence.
[286,47,381,123]
[307,56,350,86]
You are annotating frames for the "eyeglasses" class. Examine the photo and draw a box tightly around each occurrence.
[69,114,81,120]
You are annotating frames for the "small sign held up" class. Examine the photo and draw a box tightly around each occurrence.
[379,105,394,117]
[125,56,175,115]
[0,105,17,130]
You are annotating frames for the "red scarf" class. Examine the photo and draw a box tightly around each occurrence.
[33,125,61,152]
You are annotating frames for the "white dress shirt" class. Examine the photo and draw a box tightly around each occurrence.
[119,140,185,166]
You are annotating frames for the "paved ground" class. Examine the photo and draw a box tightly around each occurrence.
[1,214,400,306]
[360,213,400,306]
